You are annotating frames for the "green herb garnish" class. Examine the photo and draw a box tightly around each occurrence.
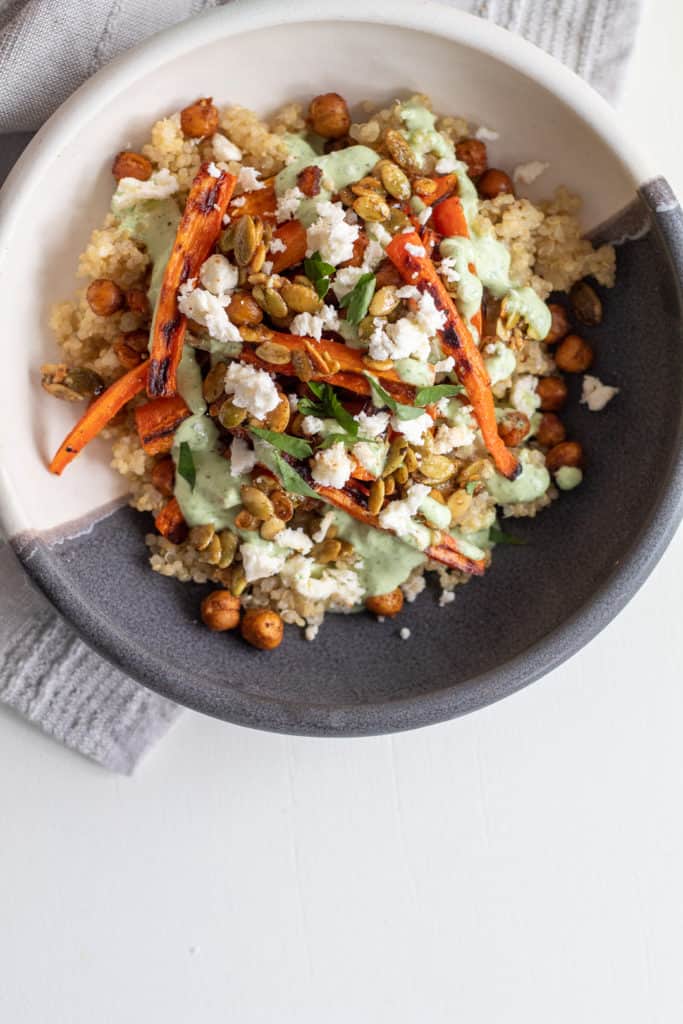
[306,381,358,437]
[414,383,464,406]
[318,432,357,450]
[339,272,376,326]
[363,373,425,421]
[304,251,335,299]
[465,480,478,495]
[250,427,312,460]
[177,442,196,490]
[489,526,527,546]
[270,451,318,498]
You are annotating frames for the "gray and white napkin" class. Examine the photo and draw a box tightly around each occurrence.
[0,0,643,773]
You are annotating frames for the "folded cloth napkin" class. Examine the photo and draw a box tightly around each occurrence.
[0,0,643,773]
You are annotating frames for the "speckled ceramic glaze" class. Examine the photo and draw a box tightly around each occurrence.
[1,0,682,734]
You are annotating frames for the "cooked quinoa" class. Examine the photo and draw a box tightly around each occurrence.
[43,91,619,650]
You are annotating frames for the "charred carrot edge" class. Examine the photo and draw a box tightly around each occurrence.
[228,181,276,220]
[238,330,419,404]
[316,485,486,576]
[48,360,148,475]
[421,173,458,208]
[154,497,187,542]
[134,395,191,455]
[339,231,369,269]
[148,164,236,399]
[270,219,307,273]
[431,195,468,238]
[386,230,519,480]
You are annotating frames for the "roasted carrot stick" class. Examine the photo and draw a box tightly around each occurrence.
[135,395,191,455]
[431,195,468,238]
[48,360,148,475]
[315,485,486,575]
[421,173,457,207]
[154,497,187,543]
[228,182,276,221]
[386,230,519,479]
[148,164,236,399]
[270,219,307,273]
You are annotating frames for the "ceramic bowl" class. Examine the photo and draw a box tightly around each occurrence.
[1,0,682,734]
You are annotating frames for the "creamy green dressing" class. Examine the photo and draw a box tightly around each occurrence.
[484,341,516,386]
[486,450,550,505]
[555,466,583,491]
[113,198,180,309]
[331,510,426,596]
[275,135,379,227]
[394,357,435,387]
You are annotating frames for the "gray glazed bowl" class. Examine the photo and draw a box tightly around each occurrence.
[1,0,682,735]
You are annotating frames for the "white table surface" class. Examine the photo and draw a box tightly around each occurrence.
[2,5,683,1021]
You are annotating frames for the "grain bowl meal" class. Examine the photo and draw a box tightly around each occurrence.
[43,91,620,650]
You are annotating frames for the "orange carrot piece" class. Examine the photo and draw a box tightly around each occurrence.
[270,219,307,273]
[386,230,519,479]
[154,497,187,543]
[339,231,368,269]
[421,173,458,207]
[315,485,486,575]
[228,182,276,221]
[48,360,148,475]
[350,458,375,482]
[148,164,236,398]
[135,395,191,455]
[431,195,468,238]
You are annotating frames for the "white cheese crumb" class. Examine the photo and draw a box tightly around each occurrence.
[276,186,304,222]
[224,362,280,419]
[305,623,320,642]
[378,483,430,540]
[513,161,549,186]
[390,411,433,445]
[212,133,243,162]
[405,242,426,258]
[278,528,314,554]
[199,253,238,299]
[475,125,499,141]
[332,266,366,301]
[240,542,287,583]
[112,168,178,210]
[236,165,264,193]
[435,156,457,174]
[280,555,363,606]
[207,161,221,179]
[401,574,426,603]
[268,236,287,254]
[433,356,455,374]
[290,305,339,341]
[222,213,231,226]
[306,200,359,266]
[510,374,541,418]
[354,410,390,438]
[418,207,433,226]
[262,260,273,275]
[439,589,456,607]
[230,436,256,476]
[433,421,474,454]
[301,415,324,436]
[312,510,335,543]
[581,374,620,411]
[399,627,411,640]
[231,196,246,208]
[310,441,353,489]
[177,282,241,344]
[438,256,460,284]
[287,394,299,413]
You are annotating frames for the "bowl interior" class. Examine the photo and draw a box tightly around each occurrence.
[2,8,681,732]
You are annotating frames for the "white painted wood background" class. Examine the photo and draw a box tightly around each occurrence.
[1,3,682,1020]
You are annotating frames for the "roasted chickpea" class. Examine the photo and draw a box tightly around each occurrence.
[497,410,530,448]
[86,278,124,317]
[545,440,583,473]
[536,413,566,448]
[241,608,284,650]
[112,150,153,182]
[536,375,568,412]
[227,291,263,326]
[151,457,175,498]
[554,333,594,373]
[200,590,241,632]
[126,288,150,317]
[455,138,488,179]
[545,303,570,344]
[478,168,514,199]
[180,97,219,138]
[308,92,351,140]
[296,164,323,198]
[374,260,403,289]
[365,588,404,618]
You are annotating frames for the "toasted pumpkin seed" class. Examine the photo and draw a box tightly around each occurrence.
[314,538,342,564]
[394,464,409,485]
[265,393,291,433]
[233,214,257,267]
[255,341,291,366]
[240,325,273,343]
[404,448,418,473]
[368,478,385,515]
[337,540,355,561]
[337,186,356,207]
[413,177,437,198]
[250,241,267,274]
[291,349,314,382]
[353,193,390,222]
[260,516,286,540]
[368,286,399,317]
[281,282,321,314]
[231,566,247,597]
[218,223,235,253]
[189,523,216,551]
[385,129,420,173]
[382,438,408,478]
[569,280,602,326]
[256,286,288,319]
[351,176,385,197]
[271,491,294,522]
[218,399,247,429]
[447,488,472,524]
[40,364,104,401]
[217,530,238,569]
[362,355,394,372]
[458,458,491,485]
[386,207,411,234]
[384,475,396,496]
[234,509,259,531]
[254,475,279,494]
[419,454,456,483]
[202,361,227,403]
[199,534,222,566]
[240,484,274,520]
[379,161,411,201]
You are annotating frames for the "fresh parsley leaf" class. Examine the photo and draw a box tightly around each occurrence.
[414,383,463,406]
[296,397,325,418]
[304,251,335,299]
[339,272,376,326]
[489,526,527,546]
[250,427,312,460]
[305,381,358,437]
[177,441,196,490]
[318,432,357,450]
[363,373,425,421]
[465,480,478,495]
[270,451,318,498]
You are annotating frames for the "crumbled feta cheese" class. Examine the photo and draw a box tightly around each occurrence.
[306,201,359,266]
[240,542,287,583]
[224,362,280,418]
[222,213,231,226]
[354,410,390,438]
[581,374,620,411]
[310,441,353,489]
[415,290,446,335]
[278,528,314,554]
[230,436,257,476]
[510,374,541,418]
[352,441,385,478]
[112,168,178,210]
[438,256,460,284]
[367,222,392,248]
[399,627,411,640]
[433,421,474,454]
[439,589,456,607]
[312,510,336,543]
[475,125,499,141]
[418,207,432,226]
[207,161,221,179]
[199,253,238,299]
[178,282,241,343]
[280,555,363,606]
[287,394,299,413]
[396,285,420,301]
[262,260,273,275]
[433,356,455,374]
[332,266,366,300]
[435,156,457,174]
[301,415,324,436]
[390,412,433,445]
[304,623,320,641]
[231,196,246,208]
[212,133,243,162]
[236,165,264,192]
[513,161,549,186]
[268,236,287,254]
[289,305,339,341]
[276,186,304,222]
[405,242,426,257]
[401,574,426,603]
[369,316,431,363]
